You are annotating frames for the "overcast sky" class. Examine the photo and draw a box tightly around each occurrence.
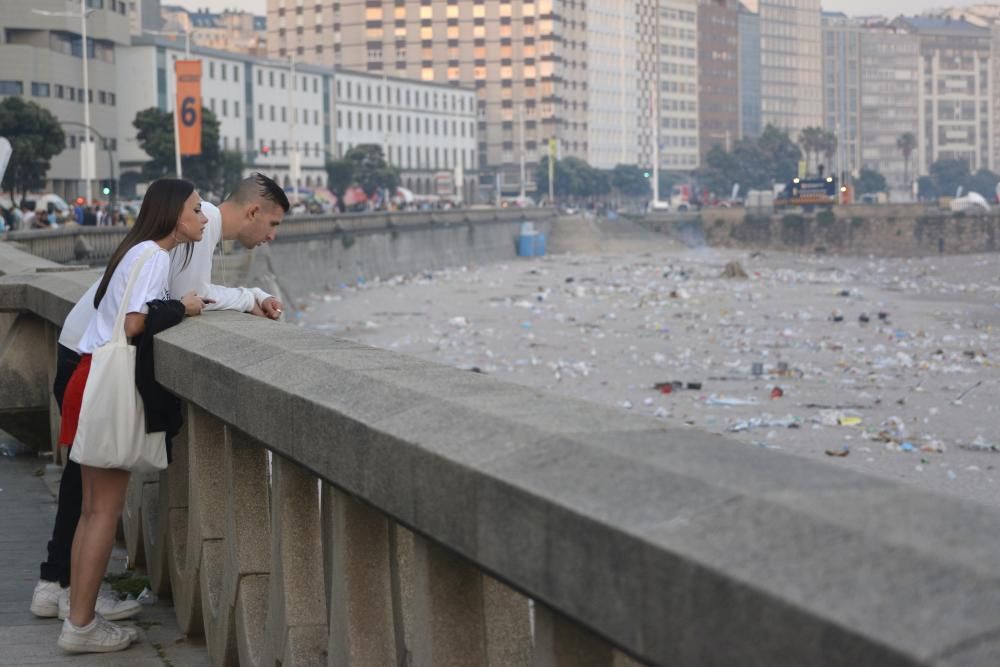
[169,0,973,19]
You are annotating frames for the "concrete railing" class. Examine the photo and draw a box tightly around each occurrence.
[2,241,1000,666]
[4,207,555,265]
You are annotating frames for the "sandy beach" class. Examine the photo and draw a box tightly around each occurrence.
[298,238,1000,508]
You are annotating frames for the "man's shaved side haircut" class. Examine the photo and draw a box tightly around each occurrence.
[226,172,291,212]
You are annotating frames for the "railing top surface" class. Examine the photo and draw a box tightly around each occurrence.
[2,241,998,666]
[3,207,556,242]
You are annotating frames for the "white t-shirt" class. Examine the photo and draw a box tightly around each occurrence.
[168,201,270,312]
[76,241,170,354]
[58,201,272,354]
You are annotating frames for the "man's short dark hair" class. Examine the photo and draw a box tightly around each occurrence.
[227,172,290,212]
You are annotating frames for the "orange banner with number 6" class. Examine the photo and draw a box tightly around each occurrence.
[175,60,202,156]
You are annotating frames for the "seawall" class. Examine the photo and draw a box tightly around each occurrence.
[639,204,1000,256]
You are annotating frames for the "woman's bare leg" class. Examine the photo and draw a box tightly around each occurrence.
[67,466,130,628]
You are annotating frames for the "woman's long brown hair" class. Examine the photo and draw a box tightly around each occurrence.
[94,178,195,308]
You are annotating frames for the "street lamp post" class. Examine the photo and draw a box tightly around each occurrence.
[33,1,97,203]
[145,28,196,178]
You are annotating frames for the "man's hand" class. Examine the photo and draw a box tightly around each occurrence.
[258,296,284,320]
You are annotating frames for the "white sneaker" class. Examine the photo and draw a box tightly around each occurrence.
[30,580,64,618]
[57,614,133,653]
[58,588,143,621]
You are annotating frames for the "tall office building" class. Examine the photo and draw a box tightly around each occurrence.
[658,0,700,169]
[738,4,762,139]
[698,0,740,161]
[587,1,638,169]
[858,23,920,192]
[266,0,590,197]
[759,0,822,136]
[821,13,861,181]
[0,0,130,200]
[635,0,660,169]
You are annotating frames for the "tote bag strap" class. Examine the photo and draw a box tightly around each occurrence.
[110,245,161,345]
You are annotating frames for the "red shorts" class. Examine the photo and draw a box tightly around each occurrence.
[58,354,92,448]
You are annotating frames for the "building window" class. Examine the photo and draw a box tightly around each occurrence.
[54,84,64,98]
[234,66,239,82]
[0,81,24,95]
[222,99,228,116]
[209,61,215,79]
[234,101,240,117]
[31,82,50,97]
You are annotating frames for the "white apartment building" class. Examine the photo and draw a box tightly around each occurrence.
[759,0,823,136]
[659,0,700,169]
[895,17,994,175]
[586,1,639,169]
[117,37,478,201]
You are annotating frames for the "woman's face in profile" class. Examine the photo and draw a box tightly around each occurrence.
[176,191,208,243]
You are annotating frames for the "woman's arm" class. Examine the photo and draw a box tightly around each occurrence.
[125,291,204,337]
[124,313,147,338]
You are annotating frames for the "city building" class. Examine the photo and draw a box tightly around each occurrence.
[161,6,267,56]
[993,23,1000,173]
[127,0,162,35]
[758,0,823,136]
[0,0,131,200]
[635,0,660,169]
[738,3,762,139]
[264,0,592,198]
[698,0,740,161]
[658,0,701,170]
[117,37,478,201]
[821,13,861,181]
[893,16,994,175]
[927,4,1000,28]
[857,23,920,193]
[586,1,638,169]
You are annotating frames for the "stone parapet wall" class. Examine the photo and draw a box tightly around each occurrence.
[4,208,555,266]
[2,240,999,666]
[639,205,1000,256]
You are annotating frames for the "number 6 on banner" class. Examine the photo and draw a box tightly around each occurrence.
[175,60,202,156]
[180,97,198,127]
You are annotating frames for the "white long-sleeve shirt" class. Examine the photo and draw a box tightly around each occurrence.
[58,201,271,353]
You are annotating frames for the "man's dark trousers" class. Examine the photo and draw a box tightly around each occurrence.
[38,344,82,587]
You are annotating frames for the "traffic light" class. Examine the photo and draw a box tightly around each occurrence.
[643,170,651,178]
[99,179,114,198]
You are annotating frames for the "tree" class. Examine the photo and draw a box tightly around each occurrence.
[611,164,651,198]
[797,126,823,174]
[759,125,802,183]
[929,159,970,198]
[342,144,399,198]
[855,168,887,195]
[917,176,936,201]
[896,132,917,188]
[133,106,224,196]
[324,159,355,212]
[0,97,65,201]
[219,150,245,198]
[966,169,999,200]
[820,130,838,175]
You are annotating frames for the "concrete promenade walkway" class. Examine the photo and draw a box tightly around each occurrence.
[0,454,209,666]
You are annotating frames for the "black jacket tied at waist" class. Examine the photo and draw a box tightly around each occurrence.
[135,299,186,461]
